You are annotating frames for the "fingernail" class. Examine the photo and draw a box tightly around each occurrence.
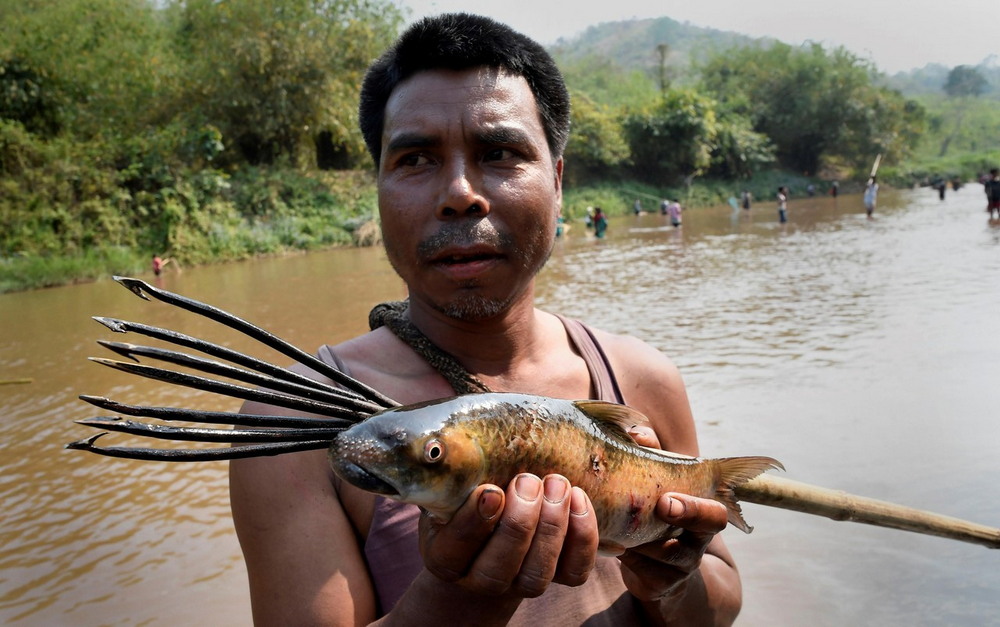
[664,496,685,519]
[543,476,569,504]
[569,487,589,516]
[478,488,503,520]
[515,474,541,501]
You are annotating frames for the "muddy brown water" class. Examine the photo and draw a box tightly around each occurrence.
[2,188,998,625]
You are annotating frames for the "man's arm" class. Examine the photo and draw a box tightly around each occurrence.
[230,417,378,627]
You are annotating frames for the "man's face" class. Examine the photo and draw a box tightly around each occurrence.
[377,67,563,321]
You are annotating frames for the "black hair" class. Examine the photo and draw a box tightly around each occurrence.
[358,13,570,166]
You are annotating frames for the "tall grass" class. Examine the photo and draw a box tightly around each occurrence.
[0,247,148,293]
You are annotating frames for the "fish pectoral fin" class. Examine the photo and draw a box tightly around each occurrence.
[715,456,785,534]
[573,400,651,445]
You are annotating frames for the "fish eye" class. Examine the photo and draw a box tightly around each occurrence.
[423,439,445,464]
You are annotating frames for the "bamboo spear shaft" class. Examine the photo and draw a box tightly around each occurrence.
[870,153,883,178]
[736,474,1000,549]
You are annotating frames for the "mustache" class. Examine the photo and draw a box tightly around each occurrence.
[417,220,515,260]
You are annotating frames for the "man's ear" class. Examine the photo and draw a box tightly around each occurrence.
[553,156,564,199]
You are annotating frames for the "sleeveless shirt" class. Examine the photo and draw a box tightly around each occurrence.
[319,316,646,624]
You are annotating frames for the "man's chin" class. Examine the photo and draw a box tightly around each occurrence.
[438,293,510,321]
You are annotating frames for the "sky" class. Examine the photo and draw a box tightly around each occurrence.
[394,0,997,74]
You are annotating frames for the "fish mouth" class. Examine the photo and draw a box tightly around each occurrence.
[337,461,399,496]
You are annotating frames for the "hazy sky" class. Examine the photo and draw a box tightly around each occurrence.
[395,0,997,74]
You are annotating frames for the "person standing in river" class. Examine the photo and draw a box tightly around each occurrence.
[777,186,789,223]
[864,176,879,218]
[230,13,741,627]
[984,168,1000,220]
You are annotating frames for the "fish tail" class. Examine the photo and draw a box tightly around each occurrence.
[714,456,784,533]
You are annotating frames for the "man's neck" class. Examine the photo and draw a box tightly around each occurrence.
[406,295,545,382]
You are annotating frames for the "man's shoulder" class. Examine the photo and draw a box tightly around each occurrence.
[578,324,680,382]
[320,327,453,404]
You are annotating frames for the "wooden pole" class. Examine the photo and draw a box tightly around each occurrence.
[0,378,33,385]
[870,153,883,178]
[736,475,1000,549]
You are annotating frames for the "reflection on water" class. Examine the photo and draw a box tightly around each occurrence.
[2,189,999,625]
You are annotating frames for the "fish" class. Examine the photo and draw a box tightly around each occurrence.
[329,392,782,550]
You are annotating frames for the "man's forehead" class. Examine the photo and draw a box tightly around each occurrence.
[381,67,544,146]
[386,67,531,108]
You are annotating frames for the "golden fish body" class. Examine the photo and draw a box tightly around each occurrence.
[329,393,781,550]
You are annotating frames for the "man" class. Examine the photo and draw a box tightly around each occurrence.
[864,176,879,218]
[985,168,1000,220]
[230,13,740,626]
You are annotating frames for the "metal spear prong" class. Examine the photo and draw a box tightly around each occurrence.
[78,395,357,429]
[88,357,372,421]
[94,339,385,415]
[111,276,398,408]
[66,432,332,461]
[74,417,346,443]
[92,316,377,404]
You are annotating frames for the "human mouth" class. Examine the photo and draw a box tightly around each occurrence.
[430,246,504,280]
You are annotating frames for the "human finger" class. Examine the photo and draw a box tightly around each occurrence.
[419,483,505,582]
[462,473,545,595]
[553,486,599,587]
[511,475,573,597]
[626,423,660,449]
[655,493,729,535]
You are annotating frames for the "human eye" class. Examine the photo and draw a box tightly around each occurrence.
[396,152,433,168]
[483,147,517,162]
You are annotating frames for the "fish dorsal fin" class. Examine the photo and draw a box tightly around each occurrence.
[573,400,651,445]
[574,400,701,462]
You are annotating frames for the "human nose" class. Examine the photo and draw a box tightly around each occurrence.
[435,159,490,219]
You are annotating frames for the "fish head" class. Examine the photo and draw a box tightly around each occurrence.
[328,398,488,519]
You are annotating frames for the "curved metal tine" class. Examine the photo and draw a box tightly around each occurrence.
[78,395,358,429]
[96,340,384,415]
[66,433,331,462]
[90,357,370,421]
[75,417,344,443]
[94,316,367,402]
[113,276,398,408]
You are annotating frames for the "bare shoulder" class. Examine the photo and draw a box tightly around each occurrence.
[326,326,454,405]
[586,327,698,456]
[591,328,684,398]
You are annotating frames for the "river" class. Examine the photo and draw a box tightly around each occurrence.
[2,187,998,626]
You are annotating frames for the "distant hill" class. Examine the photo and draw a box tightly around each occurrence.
[551,16,1000,99]
[549,16,769,81]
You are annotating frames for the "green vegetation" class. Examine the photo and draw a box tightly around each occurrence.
[1,7,994,293]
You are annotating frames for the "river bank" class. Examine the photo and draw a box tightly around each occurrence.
[0,168,844,294]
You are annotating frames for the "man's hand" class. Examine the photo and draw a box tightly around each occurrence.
[418,473,600,598]
[618,493,730,601]
[621,424,731,601]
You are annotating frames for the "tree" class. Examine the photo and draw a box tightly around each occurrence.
[562,91,630,184]
[944,65,987,98]
[708,116,775,179]
[623,88,718,185]
[0,0,176,140]
[172,0,402,166]
[938,65,987,157]
[699,42,925,173]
